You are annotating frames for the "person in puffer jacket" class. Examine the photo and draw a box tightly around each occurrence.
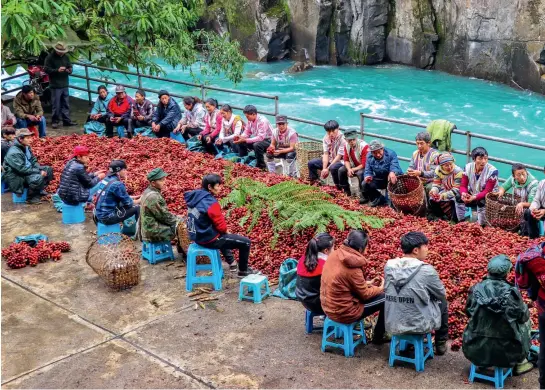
[295,233,335,315]
[384,231,448,355]
[58,146,107,205]
[183,174,258,278]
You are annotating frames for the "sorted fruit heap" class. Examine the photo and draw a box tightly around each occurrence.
[30,135,545,349]
[2,240,70,269]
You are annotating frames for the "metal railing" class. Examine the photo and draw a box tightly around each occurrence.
[2,61,542,177]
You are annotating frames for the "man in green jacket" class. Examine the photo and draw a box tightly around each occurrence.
[44,42,77,129]
[138,168,181,242]
[463,255,533,375]
[14,86,46,137]
[2,129,54,204]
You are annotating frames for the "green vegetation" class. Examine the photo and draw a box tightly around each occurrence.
[1,0,247,82]
[208,0,256,38]
[220,175,386,248]
[265,0,291,22]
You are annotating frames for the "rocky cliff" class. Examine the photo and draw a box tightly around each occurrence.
[202,0,545,94]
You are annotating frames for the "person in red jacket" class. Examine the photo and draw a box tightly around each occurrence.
[184,174,258,277]
[338,130,369,203]
[515,242,545,388]
[106,85,134,138]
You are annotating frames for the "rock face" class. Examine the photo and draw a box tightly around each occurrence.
[202,0,545,93]
[286,61,314,73]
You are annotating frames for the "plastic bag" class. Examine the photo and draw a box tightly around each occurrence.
[187,136,204,153]
[122,215,137,236]
[272,258,299,300]
[83,121,106,137]
[14,234,48,247]
[52,193,64,212]
[134,126,157,138]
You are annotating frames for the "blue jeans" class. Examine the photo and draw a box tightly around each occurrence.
[16,117,47,137]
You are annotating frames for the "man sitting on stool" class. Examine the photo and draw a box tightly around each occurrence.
[13,85,46,137]
[265,115,298,177]
[363,140,402,207]
[338,130,369,203]
[2,128,53,204]
[93,160,141,225]
[138,168,181,243]
[307,120,346,189]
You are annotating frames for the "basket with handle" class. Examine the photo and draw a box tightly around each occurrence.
[485,193,522,231]
[387,175,426,215]
[295,141,323,181]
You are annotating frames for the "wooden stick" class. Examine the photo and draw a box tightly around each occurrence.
[198,302,206,309]
[188,291,204,297]
[173,274,186,280]
[198,297,218,302]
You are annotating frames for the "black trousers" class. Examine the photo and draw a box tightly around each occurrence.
[238,139,271,169]
[360,293,386,341]
[307,158,343,187]
[201,135,219,155]
[98,205,140,225]
[361,175,388,202]
[537,313,545,389]
[182,127,203,141]
[131,119,152,133]
[436,298,449,342]
[105,117,131,138]
[201,234,251,272]
[338,166,365,196]
[51,87,71,124]
[524,209,545,239]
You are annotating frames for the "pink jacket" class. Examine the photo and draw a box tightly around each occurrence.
[243,114,273,144]
[201,110,223,138]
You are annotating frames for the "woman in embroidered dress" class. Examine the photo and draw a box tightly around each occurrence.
[215,104,244,154]
[428,152,465,221]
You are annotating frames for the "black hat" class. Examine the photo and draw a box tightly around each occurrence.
[109,159,127,173]
[344,130,359,140]
[158,90,170,98]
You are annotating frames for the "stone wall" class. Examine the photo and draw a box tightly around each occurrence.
[202,0,545,93]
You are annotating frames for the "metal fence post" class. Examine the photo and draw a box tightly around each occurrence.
[201,85,206,101]
[84,64,92,105]
[466,132,472,163]
[137,72,142,89]
[360,114,364,138]
[274,96,279,116]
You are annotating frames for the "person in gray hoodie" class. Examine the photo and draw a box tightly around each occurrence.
[384,231,449,355]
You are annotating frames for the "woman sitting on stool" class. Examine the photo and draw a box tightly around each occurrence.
[295,233,335,315]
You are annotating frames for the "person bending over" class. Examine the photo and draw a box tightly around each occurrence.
[184,174,258,277]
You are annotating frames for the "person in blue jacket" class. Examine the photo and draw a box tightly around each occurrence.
[93,160,141,225]
[363,140,402,207]
[151,90,182,138]
[84,85,113,135]
[184,174,258,277]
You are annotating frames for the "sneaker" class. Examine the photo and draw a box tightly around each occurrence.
[26,196,42,205]
[51,122,59,129]
[229,262,238,272]
[237,266,260,278]
[514,359,533,376]
[359,196,369,205]
[435,340,447,355]
[370,196,386,208]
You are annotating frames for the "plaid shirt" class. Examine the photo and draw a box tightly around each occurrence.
[94,175,134,220]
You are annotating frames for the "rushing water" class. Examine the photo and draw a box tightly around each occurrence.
[3,60,544,178]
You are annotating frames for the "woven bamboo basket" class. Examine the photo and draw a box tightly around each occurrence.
[387,175,426,215]
[295,141,323,181]
[86,234,141,291]
[485,193,522,231]
[175,220,191,258]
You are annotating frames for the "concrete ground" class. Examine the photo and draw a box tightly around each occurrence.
[1,100,540,388]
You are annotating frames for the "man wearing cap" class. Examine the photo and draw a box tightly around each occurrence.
[429,152,465,221]
[138,168,181,243]
[58,146,107,206]
[265,115,298,176]
[363,140,402,207]
[338,130,369,203]
[93,160,141,226]
[131,90,154,132]
[308,120,346,188]
[1,128,16,165]
[106,86,134,138]
[13,85,47,137]
[152,90,182,138]
[44,42,77,129]
[235,105,273,170]
[2,129,54,204]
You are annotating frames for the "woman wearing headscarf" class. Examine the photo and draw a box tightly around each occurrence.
[428,152,465,221]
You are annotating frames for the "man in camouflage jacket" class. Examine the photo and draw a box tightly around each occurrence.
[138,168,180,242]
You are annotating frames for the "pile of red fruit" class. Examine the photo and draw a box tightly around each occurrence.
[29,135,545,349]
[2,240,70,269]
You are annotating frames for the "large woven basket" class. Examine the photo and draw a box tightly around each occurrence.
[387,175,426,215]
[295,141,323,181]
[485,193,522,231]
[175,220,191,258]
[86,234,141,290]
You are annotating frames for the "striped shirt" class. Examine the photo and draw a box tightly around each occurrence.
[409,148,440,183]
[432,165,464,201]
[323,134,346,162]
[272,126,298,149]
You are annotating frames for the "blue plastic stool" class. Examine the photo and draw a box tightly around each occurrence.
[539,220,544,237]
[12,189,28,203]
[97,223,122,244]
[389,334,434,372]
[142,241,175,264]
[321,317,367,357]
[469,364,513,389]
[1,179,8,194]
[239,274,271,303]
[170,132,185,143]
[305,310,324,334]
[465,206,473,220]
[186,243,223,291]
[62,203,85,224]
